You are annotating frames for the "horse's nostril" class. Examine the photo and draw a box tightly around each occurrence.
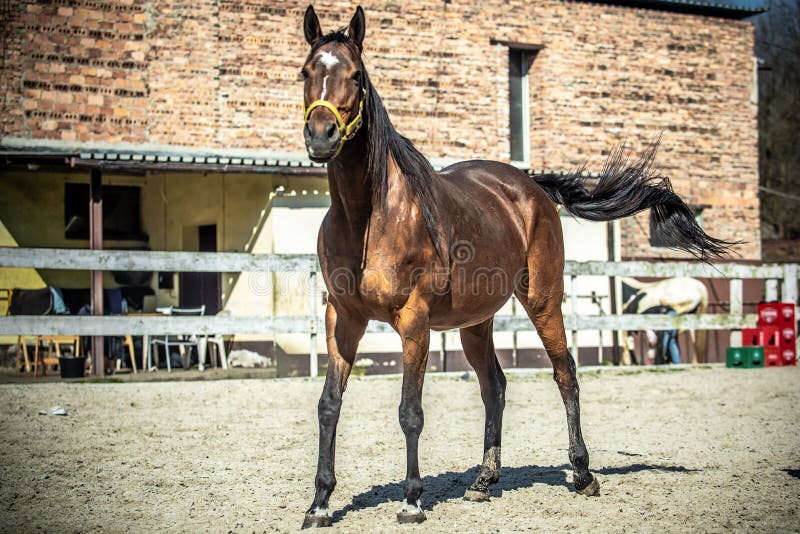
[326,123,337,139]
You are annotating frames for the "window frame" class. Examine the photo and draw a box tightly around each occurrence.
[494,40,544,166]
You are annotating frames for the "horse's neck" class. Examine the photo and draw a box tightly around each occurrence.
[326,134,373,232]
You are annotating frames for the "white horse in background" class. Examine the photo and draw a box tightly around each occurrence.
[620,277,709,365]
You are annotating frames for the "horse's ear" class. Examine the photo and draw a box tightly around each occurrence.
[304,5,323,46]
[348,6,365,51]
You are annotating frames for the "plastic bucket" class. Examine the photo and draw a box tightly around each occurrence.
[59,357,86,379]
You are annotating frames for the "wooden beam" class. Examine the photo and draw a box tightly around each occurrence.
[0,313,759,337]
[562,260,786,279]
[0,315,312,336]
[89,169,104,377]
[0,249,786,279]
[490,39,546,51]
[0,248,317,273]
[784,264,798,304]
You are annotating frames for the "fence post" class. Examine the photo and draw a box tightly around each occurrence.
[783,264,798,304]
[570,274,579,366]
[765,279,779,302]
[89,169,104,377]
[309,261,318,378]
[440,332,447,372]
[729,278,743,347]
[511,295,518,368]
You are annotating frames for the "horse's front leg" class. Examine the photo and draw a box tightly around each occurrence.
[395,304,431,524]
[302,303,367,529]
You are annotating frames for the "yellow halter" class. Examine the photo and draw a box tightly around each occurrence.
[303,89,366,156]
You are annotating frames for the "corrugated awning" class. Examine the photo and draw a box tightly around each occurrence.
[0,137,602,177]
[0,138,327,175]
[570,0,766,19]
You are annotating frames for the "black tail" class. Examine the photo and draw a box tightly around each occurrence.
[533,142,738,261]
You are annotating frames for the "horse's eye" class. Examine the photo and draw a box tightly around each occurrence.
[351,71,362,82]
[300,68,310,80]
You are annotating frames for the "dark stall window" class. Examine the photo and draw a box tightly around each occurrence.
[64,183,147,241]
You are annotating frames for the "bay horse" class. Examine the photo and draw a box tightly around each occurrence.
[299,5,732,528]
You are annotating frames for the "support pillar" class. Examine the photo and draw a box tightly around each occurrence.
[90,169,104,377]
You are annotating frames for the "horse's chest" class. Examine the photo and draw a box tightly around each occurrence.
[321,256,410,314]
[357,258,413,309]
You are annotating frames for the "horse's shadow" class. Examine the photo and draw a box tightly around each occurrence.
[332,462,699,523]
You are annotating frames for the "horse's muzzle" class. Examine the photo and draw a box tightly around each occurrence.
[304,121,341,162]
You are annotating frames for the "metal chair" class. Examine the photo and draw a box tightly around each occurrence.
[150,305,205,372]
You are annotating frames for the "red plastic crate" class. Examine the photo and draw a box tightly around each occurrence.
[778,303,796,328]
[758,303,781,326]
[742,326,780,348]
[783,349,797,366]
[780,326,796,348]
[765,347,782,367]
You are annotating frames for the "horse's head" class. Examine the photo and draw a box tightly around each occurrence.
[301,5,366,163]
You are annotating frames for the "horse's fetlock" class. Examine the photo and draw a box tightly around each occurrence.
[404,477,423,500]
[315,472,337,492]
[569,446,589,470]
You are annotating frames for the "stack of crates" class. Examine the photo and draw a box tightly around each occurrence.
[755,303,797,366]
[730,303,796,368]
[725,346,764,368]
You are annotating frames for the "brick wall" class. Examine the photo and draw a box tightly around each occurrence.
[0,0,760,259]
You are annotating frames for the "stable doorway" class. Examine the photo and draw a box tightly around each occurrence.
[179,224,220,315]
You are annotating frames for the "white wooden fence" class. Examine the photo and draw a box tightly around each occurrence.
[1,247,798,374]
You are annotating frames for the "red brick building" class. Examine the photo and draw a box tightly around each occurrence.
[1,0,763,261]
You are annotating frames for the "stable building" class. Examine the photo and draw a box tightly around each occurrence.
[0,0,763,372]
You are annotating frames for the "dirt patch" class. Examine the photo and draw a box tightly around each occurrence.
[0,366,798,532]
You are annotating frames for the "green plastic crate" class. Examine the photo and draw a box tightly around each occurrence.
[726,346,764,368]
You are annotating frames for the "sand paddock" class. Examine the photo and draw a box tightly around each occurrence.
[0,365,798,532]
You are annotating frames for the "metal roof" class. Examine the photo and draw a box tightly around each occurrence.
[0,138,327,175]
[570,0,766,19]
[0,138,599,177]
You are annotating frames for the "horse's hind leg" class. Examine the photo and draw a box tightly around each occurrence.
[518,295,599,496]
[460,318,507,502]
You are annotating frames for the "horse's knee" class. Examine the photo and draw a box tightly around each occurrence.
[398,402,424,436]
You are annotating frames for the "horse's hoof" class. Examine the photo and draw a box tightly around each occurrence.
[301,509,332,529]
[396,500,426,524]
[576,475,600,496]
[463,489,490,502]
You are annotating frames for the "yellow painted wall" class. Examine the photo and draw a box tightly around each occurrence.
[0,170,292,326]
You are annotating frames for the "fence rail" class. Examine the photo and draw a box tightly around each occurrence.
[1,247,793,279]
[1,247,797,373]
[0,312,762,336]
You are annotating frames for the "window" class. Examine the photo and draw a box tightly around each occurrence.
[509,48,535,163]
[64,183,147,241]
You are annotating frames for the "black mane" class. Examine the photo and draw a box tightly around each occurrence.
[311,31,446,262]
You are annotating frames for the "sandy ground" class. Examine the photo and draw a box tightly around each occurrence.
[0,365,798,533]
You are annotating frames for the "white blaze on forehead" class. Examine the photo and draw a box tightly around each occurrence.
[320,75,329,100]
[317,50,340,68]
